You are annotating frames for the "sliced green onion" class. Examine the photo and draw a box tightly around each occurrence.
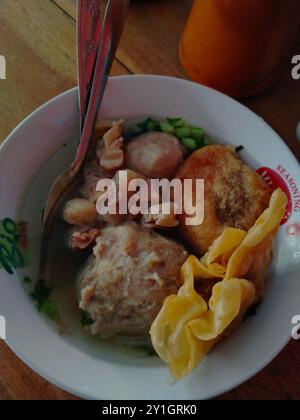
[182,137,197,152]
[127,118,207,149]
[190,127,204,142]
[147,119,160,132]
[168,118,185,128]
[160,121,175,134]
[175,126,191,138]
[31,280,53,308]
[40,299,60,322]
[141,119,152,131]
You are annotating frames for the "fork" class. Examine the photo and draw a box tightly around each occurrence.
[39,0,130,280]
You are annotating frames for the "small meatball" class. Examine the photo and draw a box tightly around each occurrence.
[70,228,101,251]
[63,198,97,225]
[125,132,184,178]
[79,222,188,338]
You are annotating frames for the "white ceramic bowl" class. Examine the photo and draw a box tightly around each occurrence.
[0,76,300,400]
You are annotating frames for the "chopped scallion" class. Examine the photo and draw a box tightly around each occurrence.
[182,138,197,152]
[175,127,191,138]
[190,127,204,142]
[39,299,60,322]
[168,118,185,128]
[126,117,208,152]
[30,279,60,323]
[145,118,160,132]
[160,121,175,134]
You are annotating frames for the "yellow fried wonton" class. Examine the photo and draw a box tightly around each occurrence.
[150,188,287,379]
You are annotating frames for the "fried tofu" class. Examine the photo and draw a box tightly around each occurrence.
[176,145,272,256]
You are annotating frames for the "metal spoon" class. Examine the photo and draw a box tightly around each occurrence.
[40,0,130,280]
[77,0,102,132]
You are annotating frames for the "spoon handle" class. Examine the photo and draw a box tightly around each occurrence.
[73,0,130,171]
[77,0,102,132]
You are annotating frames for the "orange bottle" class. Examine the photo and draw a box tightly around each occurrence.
[180,0,300,97]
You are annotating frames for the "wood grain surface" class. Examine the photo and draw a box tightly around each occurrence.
[0,0,299,400]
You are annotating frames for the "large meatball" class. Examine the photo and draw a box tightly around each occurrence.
[79,223,188,338]
[176,145,272,256]
[125,132,184,178]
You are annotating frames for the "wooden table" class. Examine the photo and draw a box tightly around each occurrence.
[0,0,299,401]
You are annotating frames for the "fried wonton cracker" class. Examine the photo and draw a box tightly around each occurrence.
[150,189,287,379]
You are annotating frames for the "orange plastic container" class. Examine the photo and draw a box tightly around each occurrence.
[180,0,300,97]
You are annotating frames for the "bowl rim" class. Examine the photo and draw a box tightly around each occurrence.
[0,74,299,400]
